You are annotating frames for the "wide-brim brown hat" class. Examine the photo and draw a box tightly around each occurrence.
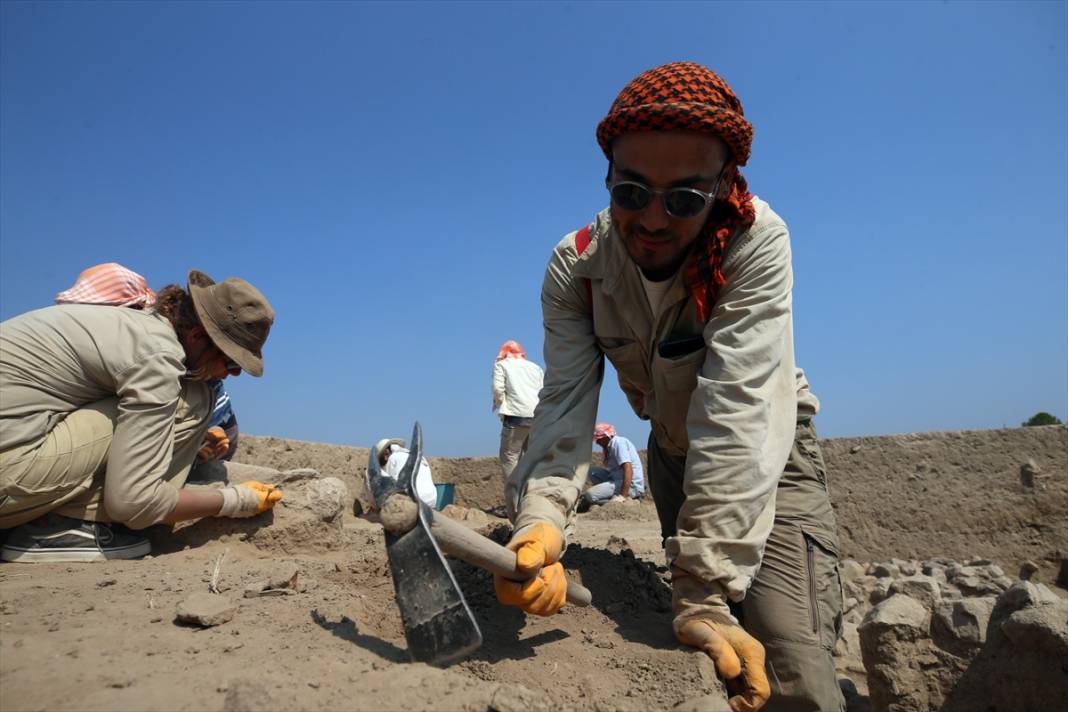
[187,270,275,377]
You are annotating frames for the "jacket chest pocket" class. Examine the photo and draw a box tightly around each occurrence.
[598,338,652,395]
[654,345,706,393]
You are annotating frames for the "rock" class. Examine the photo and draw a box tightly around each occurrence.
[1018,560,1039,580]
[1000,602,1068,656]
[834,620,862,660]
[940,578,1068,711]
[296,477,347,522]
[995,581,1061,615]
[896,559,918,577]
[933,597,995,647]
[175,593,236,627]
[889,575,943,611]
[868,579,892,606]
[861,594,930,638]
[840,559,866,583]
[859,595,934,712]
[1019,459,1041,488]
[849,445,862,454]
[1058,559,1068,588]
[870,563,896,579]
[605,535,631,555]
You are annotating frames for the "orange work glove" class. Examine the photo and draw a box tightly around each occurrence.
[197,427,230,463]
[216,481,283,518]
[493,522,567,616]
[675,614,770,712]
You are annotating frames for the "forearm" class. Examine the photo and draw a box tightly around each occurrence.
[160,488,224,524]
[620,463,633,495]
[509,233,603,532]
[669,224,797,601]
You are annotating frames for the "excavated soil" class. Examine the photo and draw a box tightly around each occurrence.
[0,425,1064,711]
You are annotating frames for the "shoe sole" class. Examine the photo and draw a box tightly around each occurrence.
[0,539,151,563]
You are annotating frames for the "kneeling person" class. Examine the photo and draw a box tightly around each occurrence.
[581,423,645,508]
[0,270,281,563]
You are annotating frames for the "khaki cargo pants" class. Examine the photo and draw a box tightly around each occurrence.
[499,416,533,480]
[0,381,213,529]
[649,419,844,712]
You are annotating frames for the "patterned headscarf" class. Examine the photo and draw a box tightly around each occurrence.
[55,262,157,310]
[596,61,757,322]
[593,422,616,460]
[593,423,616,440]
[496,340,526,362]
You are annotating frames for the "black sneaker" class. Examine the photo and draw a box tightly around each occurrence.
[0,514,151,563]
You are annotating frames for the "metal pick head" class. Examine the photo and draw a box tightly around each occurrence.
[395,421,422,500]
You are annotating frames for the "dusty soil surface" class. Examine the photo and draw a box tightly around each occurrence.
[1,425,1064,711]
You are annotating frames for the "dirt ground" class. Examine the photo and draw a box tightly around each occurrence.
[1,425,1064,711]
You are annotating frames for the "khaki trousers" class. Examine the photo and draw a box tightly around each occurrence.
[0,381,213,529]
[498,422,531,480]
[649,420,845,712]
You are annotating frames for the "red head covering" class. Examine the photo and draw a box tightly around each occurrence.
[496,340,526,362]
[596,61,757,322]
[55,262,157,310]
[593,423,616,440]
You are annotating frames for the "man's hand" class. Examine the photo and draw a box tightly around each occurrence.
[197,427,230,462]
[216,480,283,518]
[675,614,770,712]
[494,522,567,616]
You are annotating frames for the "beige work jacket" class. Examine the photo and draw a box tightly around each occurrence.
[0,305,191,527]
[507,197,819,604]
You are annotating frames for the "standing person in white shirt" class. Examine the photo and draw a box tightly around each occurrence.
[491,341,544,480]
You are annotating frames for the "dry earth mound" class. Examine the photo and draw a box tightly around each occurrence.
[0,425,1063,712]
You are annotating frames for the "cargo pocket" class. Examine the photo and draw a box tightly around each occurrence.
[654,345,706,393]
[802,527,843,650]
[599,338,652,397]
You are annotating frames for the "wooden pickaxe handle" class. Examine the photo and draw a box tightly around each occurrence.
[428,509,592,607]
[380,494,592,607]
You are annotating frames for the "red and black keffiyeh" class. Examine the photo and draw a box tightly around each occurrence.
[596,61,757,322]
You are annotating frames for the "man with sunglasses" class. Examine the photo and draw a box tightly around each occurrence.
[496,62,843,712]
[0,270,283,563]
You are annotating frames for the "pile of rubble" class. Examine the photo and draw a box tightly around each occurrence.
[833,556,1067,711]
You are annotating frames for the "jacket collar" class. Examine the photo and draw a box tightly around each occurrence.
[574,208,691,311]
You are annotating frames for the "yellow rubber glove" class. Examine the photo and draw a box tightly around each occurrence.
[217,480,283,518]
[494,522,567,616]
[197,426,230,463]
[675,614,770,712]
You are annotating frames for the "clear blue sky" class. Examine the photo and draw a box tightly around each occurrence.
[2,1,1065,456]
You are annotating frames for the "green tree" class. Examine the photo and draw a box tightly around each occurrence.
[1022,412,1063,427]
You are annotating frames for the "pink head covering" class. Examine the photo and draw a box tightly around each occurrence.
[55,262,156,310]
[495,340,526,362]
[593,423,616,440]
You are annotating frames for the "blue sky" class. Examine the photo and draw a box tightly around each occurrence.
[2,1,1065,456]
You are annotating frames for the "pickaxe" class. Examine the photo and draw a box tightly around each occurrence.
[367,422,592,665]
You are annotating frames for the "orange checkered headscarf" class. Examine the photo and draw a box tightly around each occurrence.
[55,262,157,310]
[495,340,527,362]
[596,61,757,322]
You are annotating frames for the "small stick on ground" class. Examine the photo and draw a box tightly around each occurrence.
[209,548,229,594]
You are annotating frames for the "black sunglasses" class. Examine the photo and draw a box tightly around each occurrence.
[607,172,724,219]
